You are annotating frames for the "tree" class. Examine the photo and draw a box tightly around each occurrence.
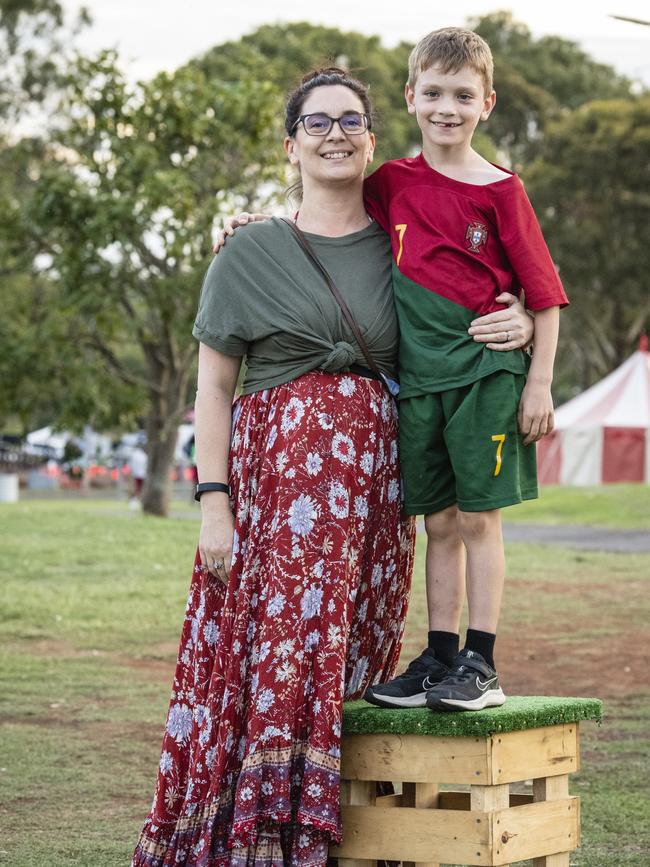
[0,2,116,437]
[525,96,650,391]
[471,11,634,166]
[0,0,89,122]
[193,23,418,163]
[21,51,286,515]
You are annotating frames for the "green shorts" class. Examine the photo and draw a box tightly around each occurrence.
[399,371,538,515]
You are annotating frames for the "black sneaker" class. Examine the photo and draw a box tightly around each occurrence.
[363,647,450,708]
[425,649,506,712]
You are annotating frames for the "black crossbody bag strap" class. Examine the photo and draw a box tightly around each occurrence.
[280,217,384,381]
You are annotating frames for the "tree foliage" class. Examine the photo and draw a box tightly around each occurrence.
[193,22,417,163]
[2,11,648,510]
[471,11,634,165]
[526,95,650,391]
[0,136,143,434]
[19,51,286,514]
[0,0,89,122]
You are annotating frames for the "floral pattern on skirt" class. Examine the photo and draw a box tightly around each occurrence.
[132,371,415,867]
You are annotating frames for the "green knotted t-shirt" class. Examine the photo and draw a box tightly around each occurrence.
[192,217,398,395]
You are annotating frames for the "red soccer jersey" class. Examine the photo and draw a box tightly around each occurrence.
[364,153,568,315]
[363,155,568,397]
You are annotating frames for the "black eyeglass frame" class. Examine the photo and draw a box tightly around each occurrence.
[290,112,372,136]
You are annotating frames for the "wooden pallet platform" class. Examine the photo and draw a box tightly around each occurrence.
[331,696,602,867]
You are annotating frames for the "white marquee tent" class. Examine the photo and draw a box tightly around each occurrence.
[538,336,650,485]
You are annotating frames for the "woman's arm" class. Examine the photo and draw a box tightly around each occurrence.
[467,292,535,350]
[195,341,243,583]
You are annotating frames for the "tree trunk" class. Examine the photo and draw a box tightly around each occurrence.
[142,368,191,517]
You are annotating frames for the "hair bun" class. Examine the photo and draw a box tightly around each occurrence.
[301,65,349,84]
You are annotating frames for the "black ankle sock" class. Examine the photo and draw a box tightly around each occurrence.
[464,629,496,669]
[427,631,460,667]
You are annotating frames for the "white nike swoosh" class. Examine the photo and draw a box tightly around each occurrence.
[422,677,439,690]
[476,676,498,692]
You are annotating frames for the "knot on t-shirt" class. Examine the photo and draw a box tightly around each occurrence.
[321,341,357,373]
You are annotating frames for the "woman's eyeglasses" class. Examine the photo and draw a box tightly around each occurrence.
[291,112,371,136]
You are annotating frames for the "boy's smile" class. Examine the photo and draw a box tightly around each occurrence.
[405,65,495,159]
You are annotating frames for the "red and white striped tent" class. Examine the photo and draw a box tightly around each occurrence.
[538,336,650,485]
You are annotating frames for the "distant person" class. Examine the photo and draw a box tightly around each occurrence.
[131,68,534,867]
[183,433,199,500]
[129,445,147,509]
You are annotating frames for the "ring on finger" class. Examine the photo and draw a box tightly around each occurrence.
[211,559,225,571]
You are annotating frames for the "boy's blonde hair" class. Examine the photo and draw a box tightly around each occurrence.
[408,27,494,95]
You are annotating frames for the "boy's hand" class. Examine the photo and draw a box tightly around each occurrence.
[518,380,555,445]
[213,212,271,253]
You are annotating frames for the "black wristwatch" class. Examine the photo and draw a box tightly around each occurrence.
[194,482,230,501]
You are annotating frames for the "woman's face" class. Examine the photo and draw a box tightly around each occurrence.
[284,85,375,189]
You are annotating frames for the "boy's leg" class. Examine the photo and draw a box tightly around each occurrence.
[364,394,458,708]
[457,508,505,659]
[425,508,507,712]
[424,505,463,664]
[425,372,535,712]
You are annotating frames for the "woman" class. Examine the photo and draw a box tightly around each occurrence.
[132,68,532,867]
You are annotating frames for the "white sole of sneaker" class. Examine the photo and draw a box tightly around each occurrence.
[364,691,428,708]
[429,688,507,712]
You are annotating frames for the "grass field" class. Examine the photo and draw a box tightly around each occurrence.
[1,492,649,866]
[504,484,650,529]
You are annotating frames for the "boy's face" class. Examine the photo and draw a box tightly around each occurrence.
[405,65,496,155]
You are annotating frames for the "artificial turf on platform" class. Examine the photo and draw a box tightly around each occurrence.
[343,696,603,737]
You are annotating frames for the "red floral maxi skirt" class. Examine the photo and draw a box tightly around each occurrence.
[132,371,415,867]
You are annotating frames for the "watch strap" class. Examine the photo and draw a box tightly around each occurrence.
[194,482,230,501]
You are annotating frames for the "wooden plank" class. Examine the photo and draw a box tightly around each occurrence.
[489,725,578,784]
[469,784,511,866]
[471,783,510,813]
[532,774,572,866]
[533,774,569,801]
[403,782,440,808]
[532,854,570,867]
[341,733,491,784]
[403,784,441,867]
[438,791,533,811]
[331,805,489,864]
[489,798,579,866]
[333,798,578,865]
[340,779,377,806]
[338,781,376,867]
[376,793,402,808]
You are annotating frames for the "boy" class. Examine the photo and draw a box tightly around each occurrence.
[363,27,568,712]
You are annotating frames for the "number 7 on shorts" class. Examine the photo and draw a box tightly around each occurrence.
[491,433,506,477]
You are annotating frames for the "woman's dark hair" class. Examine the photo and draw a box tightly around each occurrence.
[284,67,374,137]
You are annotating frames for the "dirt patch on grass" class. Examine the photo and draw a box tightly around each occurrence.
[496,628,647,699]
[22,638,109,659]
[21,636,177,686]
[120,641,178,683]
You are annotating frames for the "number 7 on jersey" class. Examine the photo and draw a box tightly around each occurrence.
[394,224,407,267]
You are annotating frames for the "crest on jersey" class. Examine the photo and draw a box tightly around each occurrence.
[466,221,488,253]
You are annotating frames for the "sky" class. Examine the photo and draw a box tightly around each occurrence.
[62,1,650,86]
